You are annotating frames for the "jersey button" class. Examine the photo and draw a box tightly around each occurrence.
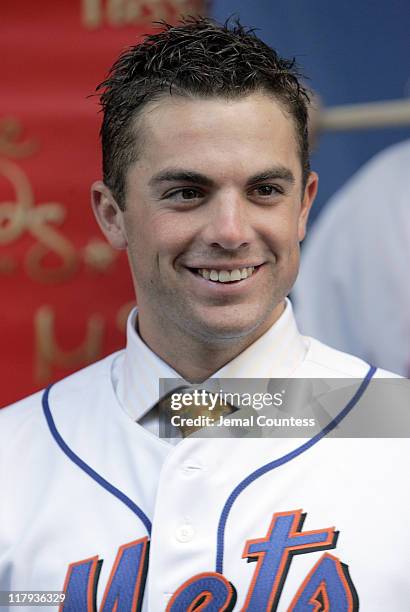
[175,524,195,543]
[181,460,204,476]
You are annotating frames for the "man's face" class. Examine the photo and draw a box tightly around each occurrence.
[99,93,317,345]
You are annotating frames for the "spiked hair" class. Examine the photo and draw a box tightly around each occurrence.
[97,16,311,210]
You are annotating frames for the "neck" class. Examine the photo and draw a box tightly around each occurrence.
[136,302,285,382]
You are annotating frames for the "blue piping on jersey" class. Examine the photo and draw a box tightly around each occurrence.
[215,365,377,575]
[42,385,152,535]
[42,366,376,569]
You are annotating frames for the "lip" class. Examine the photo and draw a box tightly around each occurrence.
[184,262,265,271]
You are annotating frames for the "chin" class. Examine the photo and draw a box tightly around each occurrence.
[189,310,273,343]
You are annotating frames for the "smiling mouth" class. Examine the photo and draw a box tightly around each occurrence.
[189,265,261,283]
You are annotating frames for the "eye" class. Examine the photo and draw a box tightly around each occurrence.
[252,184,282,197]
[166,187,203,201]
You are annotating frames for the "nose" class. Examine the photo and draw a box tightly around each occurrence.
[202,190,252,251]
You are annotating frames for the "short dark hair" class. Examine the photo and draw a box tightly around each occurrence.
[97,16,311,210]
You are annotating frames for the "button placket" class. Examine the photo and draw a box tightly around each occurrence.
[175,524,195,543]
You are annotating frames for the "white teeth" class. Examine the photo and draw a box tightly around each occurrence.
[230,269,242,281]
[198,267,256,282]
[218,270,231,282]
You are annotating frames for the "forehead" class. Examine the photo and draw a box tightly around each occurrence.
[132,93,301,182]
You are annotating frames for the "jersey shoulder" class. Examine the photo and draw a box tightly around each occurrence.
[0,351,123,446]
[301,336,401,378]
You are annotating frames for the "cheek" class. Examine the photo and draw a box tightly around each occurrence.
[151,213,197,255]
[125,210,174,256]
[260,214,300,254]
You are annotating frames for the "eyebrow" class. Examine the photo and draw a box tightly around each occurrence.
[149,170,214,188]
[246,167,296,186]
[148,165,295,188]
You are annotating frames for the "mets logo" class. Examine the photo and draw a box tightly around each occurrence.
[61,509,358,611]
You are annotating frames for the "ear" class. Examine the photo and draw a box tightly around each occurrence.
[298,171,318,241]
[91,181,128,249]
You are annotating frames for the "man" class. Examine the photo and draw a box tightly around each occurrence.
[294,139,410,377]
[0,18,408,611]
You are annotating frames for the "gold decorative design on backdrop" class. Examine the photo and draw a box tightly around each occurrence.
[82,0,207,29]
[0,117,38,159]
[0,159,32,243]
[83,238,118,271]
[34,306,105,383]
[0,118,119,281]
[82,0,102,28]
[0,157,117,281]
[116,300,136,332]
[0,158,78,282]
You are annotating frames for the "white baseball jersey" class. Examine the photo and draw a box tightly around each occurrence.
[1,305,409,611]
[294,139,410,377]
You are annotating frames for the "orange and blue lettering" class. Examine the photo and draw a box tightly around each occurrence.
[242,510,338,611]
[100,538,149,612]
[166,572,236,612]
[288,553,359,611]
[61,556,101,611]
[61,538,148,612]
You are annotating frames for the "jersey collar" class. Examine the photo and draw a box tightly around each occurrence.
[116,298,308,423]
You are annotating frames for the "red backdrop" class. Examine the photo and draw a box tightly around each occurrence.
[1,0,207,406]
